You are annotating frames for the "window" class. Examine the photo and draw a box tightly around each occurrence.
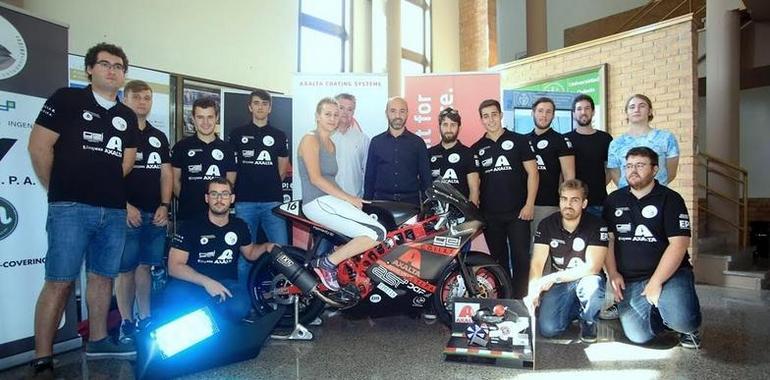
[401,0,431,73]
[298,0,351,72]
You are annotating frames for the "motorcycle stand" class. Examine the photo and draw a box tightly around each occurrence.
[270,295,315,341]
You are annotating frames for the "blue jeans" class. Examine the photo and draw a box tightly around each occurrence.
[618,268,702,344]
[235,202,288,287]
[538,274,605,338]
[162,278,250,321]
[120,211,167,272]
[45,202,127,281]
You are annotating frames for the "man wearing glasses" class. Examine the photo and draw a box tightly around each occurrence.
[165,178,275,321]
[28,43,138,374]
[603,147,701,349]
[428,107,480,205]
[171,97,236,222]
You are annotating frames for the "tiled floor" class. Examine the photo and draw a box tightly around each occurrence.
[3,284,769,379]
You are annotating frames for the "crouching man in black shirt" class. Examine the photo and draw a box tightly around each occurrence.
[526,179,608,343]
[165,177,275,321]
[603,147,702,349]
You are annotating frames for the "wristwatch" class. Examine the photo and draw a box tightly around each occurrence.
[159,202,171,208]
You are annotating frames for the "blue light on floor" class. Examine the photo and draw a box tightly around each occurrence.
[151,307,219,359]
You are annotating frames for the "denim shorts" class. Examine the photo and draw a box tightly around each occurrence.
[45,202,127,281]
[120,210,167,272]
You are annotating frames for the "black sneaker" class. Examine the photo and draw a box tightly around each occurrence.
[118,319,136,344]
[310,258,340,291]
[580,321,598,343]
[136,317,152,331]
[85,337,136,359]
[679,330,702,349]
[29,356,54,379]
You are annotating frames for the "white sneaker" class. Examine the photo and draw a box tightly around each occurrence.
[599,304,619,320]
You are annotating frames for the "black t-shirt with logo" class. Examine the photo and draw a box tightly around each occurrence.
[603,181,692,282]
[472,129,536,215]
[228,123,288,202]
[34,86,138,209]
[428,142,479,198]
[565,130,613,206]
[171,216,251,281]
[534,212,609,272]
[527,128,575,207]
[170,136,236,220]
[126,122,170,212]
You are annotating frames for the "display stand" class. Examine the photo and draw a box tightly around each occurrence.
[269,296,318,341]
[443,298,535,369]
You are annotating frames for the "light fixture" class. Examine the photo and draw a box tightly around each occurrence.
[150,307,219,359]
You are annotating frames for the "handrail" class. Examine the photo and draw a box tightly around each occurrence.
[696,152,749,250]
[615,0,701,34]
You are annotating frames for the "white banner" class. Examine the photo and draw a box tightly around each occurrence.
[290,73,388,199]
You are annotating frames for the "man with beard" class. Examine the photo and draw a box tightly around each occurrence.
[165,177,275,321]
[364,96,431,206]
[332,93,370,197]
[603,147,702,349]
[526,97,575,249]
[472,99,539,298]
[525,179,608,343]
[565,94,612,217]
[172,98,237,221]
[427,107,479,204]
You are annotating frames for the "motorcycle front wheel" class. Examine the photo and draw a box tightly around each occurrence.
[248,246,326,327]
[433,251,513,326]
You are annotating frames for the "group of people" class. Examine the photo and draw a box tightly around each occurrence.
[26,41,701,378]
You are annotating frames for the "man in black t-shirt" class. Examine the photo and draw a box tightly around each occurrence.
[526,179,608,343]
[565,94,612,217]
[228,89,289,287]
[165,178,275,321]
[428,107,480,204]
[115,80,172,344]
[171,98,236,221]
[526,97,575,248]
[472,99,539,298]
[603,147,702,349]
[29,43,138,371]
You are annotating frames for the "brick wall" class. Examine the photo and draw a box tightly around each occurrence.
[459,0,497,70]
[495,15,699,257]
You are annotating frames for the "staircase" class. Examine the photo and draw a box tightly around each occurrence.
[694,152,769,290]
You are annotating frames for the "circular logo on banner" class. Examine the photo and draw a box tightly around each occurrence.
[549,240,559,248]
[148,136,161,148]
[224,231,238,245]
[200,237,209,245]
[572,237,586,252]
[241,136,249,144]
[112,117,127,131]
[614,209,623,217]
[501,140,514,151]
[212,149,224,161]
[430,156,437,163]
[263,136,275,147]
[82,112,93,121]
[537,140,549,150]
[369,294,382,303]
[0,197,19,241]
[642,205,658,218]
[448,153,460,163]
[187,150,196,157]
[0,16,28,80]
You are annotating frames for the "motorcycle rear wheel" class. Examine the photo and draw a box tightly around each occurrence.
[248,246,326,327]
[433,251,513,326]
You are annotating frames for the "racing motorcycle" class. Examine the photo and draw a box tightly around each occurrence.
[247,181,513,326]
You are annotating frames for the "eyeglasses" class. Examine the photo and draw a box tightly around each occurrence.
[624,162,652,170]
[207,191,232,199]
[95,60,125,72]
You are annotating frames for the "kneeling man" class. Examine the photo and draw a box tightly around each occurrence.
[603,147,701,348]
[526,179,608,343]
[166,177,274,321]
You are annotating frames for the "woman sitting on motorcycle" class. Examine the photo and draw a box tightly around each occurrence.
[297,97,386,291]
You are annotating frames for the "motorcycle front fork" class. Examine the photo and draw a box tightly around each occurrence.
[456,245,482,296]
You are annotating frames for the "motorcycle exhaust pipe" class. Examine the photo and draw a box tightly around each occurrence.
[268,247,348,309]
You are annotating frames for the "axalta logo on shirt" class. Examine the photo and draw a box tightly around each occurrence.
[618,224,657,243]
[486,156,511,172]
[81,131,123,158]
[441,168,459,183]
